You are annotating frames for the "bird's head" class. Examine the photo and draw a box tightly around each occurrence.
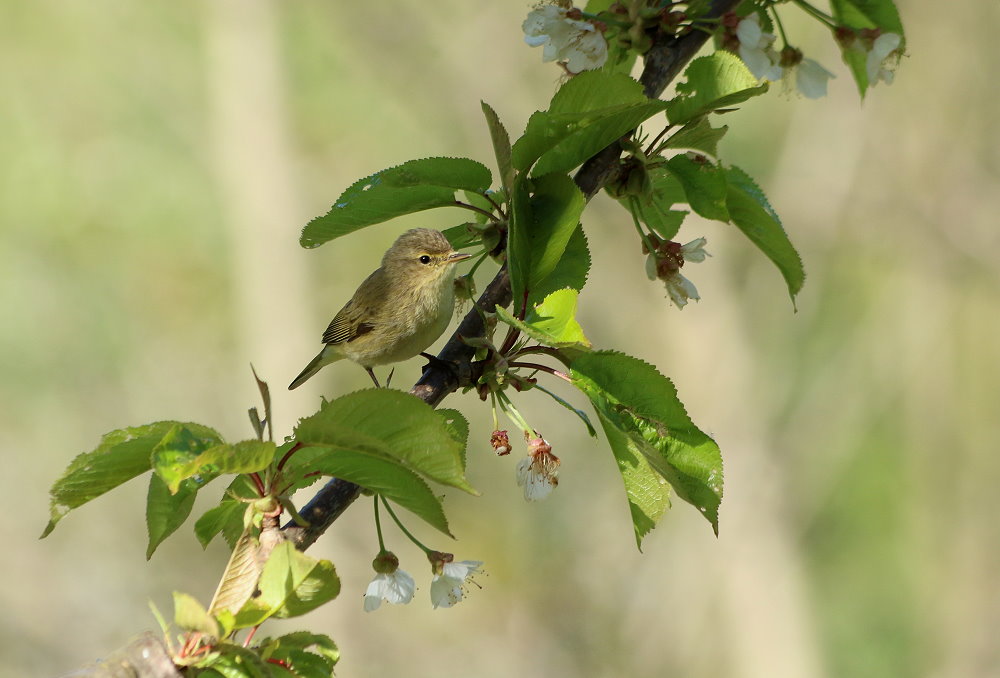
[382,228,472,284]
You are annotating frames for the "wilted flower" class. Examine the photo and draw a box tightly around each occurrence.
[491,429,511,456]
[427,551,483,609]
[363,551,415,612]
[865,32,902,85]
[516,436,560,501]
[645,237,710,309]
[736,13,782,81]
[523,3,608,73]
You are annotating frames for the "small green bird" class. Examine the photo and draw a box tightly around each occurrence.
[288,228,472,390]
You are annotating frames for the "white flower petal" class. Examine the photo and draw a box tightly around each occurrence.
[363,570,416,612]
[736,14,762,48]
[681,237,710,263]
[795,58,835,99]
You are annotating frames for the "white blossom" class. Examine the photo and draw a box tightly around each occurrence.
[363,569,416,612]
[680,237,710,263]
[430,560,483,609]
[523,4,608,73]
[736,13,783,81]
[793,58,836,99]
[865,32,902,86]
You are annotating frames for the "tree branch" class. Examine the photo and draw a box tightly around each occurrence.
[282,0,739,547]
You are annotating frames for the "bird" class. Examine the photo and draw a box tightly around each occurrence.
[288,228,472,390]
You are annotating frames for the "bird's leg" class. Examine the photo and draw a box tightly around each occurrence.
[385,367,395,388]
[365,367,381,388]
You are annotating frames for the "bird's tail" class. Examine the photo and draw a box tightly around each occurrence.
[288,346,341,390]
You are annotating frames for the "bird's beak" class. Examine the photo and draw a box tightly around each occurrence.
[447,251,473,263]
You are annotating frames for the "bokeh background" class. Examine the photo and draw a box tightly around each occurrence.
[2,1,997,676]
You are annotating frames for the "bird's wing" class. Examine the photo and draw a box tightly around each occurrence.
[321,269,385,345]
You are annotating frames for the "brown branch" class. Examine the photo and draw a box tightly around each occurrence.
[282,0,740,549]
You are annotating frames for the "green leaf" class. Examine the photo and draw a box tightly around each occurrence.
[151,425,232,494]
[290,445,453,535]
[603,417,671,547]
[299,157,493,248]
[831,0,904,96]
[526,174,586,293]
[194,476,259,549]
[481,101,514,197]
[437,408,470,470]
[665,154,729,222]
[441,222,482,250]
[42,421,223,538]
[174,591,220,637]
[570,351,724,541]
[527,224,591,308]
[294,389,475,493]
[496,289,591,350]
[512,72,668,176]
[664,52,768,125]
[724,165,805,305]
[507,173,533,311]
[197,642,272,678]
[146,473,198,559]
[235,542,340,626]
[194,500,246,549]
[662,117,728,157]
[622,169,689,240]
[162,440,277,496]
[257,632,339,677]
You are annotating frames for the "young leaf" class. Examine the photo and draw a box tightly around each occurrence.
[293,389,475,493]
[173,591,220,638]
[287,446,453,535]
[724,165,805,305]
[299,157,493,248]
[146,473,198,559]
[194,498,246,549]
[208,529,263,617]
[665,155,730,222]
[527,224,591,309]
[481,101,514,197]
[235,542,340,627]
[496,289,591,350]
[570,351,724,540]
[42,421,223,538]
[661,117,729,157]
[664,52,768,125]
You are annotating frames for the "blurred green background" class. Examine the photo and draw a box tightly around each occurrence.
[3,1,998,676]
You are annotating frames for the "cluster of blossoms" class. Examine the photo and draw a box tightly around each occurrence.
[645,236,710,309]
[728,13,835,99]
[363,550,483,612]
[725,12,902,98]
[522,2,608,73]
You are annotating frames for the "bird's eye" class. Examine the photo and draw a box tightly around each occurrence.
[419,255,431,264]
